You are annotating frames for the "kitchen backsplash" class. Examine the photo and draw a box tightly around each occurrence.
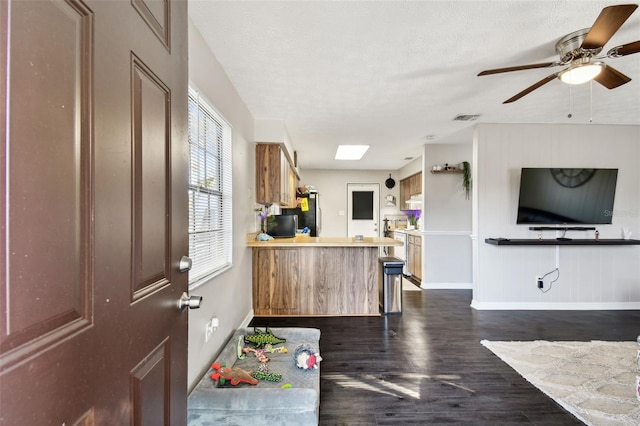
[384,214,409,229]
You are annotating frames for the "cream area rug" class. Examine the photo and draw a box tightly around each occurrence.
[481,340,640,426]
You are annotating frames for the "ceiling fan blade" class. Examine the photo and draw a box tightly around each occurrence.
[593,65,631,89]
[607,40,640,57]
[478,62,559,76]
[503,73,558,104]
[581,4,638,50]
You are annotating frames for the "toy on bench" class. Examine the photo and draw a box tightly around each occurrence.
[244,327,286,348]
[294,344,322,370]
[188,327,321,426]
[210,362,258,386]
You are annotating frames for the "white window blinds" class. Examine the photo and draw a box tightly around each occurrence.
[187,87,233,286]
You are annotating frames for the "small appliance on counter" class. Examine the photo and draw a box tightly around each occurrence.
[266,214,297,238]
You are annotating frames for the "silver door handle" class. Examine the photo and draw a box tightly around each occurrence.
[178,292,202,311]
[179,256,192,272]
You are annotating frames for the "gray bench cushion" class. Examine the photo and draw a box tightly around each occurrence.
[188,327,321,426]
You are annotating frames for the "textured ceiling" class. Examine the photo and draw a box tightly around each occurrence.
[189,1,640,170]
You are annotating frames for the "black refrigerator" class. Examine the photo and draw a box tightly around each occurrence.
[282,192,321,236]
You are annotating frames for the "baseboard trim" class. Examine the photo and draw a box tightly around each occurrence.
[421,282,472,290]
[470,300,640,310]
[240,309,254,328]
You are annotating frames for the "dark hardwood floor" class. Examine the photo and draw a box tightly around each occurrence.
[250,287,640,425]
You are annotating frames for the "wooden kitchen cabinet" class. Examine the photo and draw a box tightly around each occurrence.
[399,179,409,210]
[411,173,422,196]
[408,234,422,281]
[256,143,298,207]
[399,172,422,211]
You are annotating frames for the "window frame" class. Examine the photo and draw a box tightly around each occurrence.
[187,86,233,289]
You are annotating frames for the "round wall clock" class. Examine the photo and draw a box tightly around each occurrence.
[550,168,596,188]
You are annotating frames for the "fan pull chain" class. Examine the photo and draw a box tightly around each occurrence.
[567,84,572,119]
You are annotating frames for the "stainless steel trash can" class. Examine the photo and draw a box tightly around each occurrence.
[378,257,404,314]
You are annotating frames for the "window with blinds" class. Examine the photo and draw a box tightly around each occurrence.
[187,87,233,287]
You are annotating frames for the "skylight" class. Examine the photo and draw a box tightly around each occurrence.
[335,145,369,160]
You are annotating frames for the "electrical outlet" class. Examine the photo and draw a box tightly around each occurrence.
[204,317,219,343]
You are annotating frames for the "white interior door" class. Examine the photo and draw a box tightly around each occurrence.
[347,183,380,237]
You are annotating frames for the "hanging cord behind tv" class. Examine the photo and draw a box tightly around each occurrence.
[538,268,560,293]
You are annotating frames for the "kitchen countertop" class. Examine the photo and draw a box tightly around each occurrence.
[246,234,401,247]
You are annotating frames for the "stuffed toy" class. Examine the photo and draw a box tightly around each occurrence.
[210,362,258,386]
[294,345,322,370]
[244,327,286,348]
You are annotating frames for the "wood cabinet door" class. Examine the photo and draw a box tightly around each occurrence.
[399,178,410,210]
[413,172,422,195]
[256,143,281,204]
[1,1,189,424]
[280,150,297,207]
[256,143,297,207]
[287,164,297,207]
[400,172,422,211]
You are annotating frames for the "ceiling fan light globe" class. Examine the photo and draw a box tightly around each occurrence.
[559,62,604,85]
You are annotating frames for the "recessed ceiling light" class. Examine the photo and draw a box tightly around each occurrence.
[335,145,369,160]
[403,156,414,161]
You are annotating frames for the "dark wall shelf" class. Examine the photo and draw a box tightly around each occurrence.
[485,238,640,246]
[430,169,463,174]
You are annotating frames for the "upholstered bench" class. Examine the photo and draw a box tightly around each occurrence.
[187,327,321,426]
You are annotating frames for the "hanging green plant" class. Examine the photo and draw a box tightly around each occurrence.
[461,161,471,200]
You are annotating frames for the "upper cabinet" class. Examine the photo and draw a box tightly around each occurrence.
[400,172,422,210]
[256,143,298,207]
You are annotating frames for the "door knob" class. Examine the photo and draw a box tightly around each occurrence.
[179,256,192,272]
[178,292,202,311]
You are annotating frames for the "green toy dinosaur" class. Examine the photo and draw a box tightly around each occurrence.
[244,327,286,348]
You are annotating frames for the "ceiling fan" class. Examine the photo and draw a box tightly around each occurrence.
[478,4,640,103]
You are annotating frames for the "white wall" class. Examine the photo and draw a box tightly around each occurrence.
[399,157,422,180]
[187,19,256,391]
[472,123,640,309]
[300,169,402,237]
[422,143,473,288]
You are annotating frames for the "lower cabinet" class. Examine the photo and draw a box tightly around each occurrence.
[251,246,380,316]
[408,235,422,281]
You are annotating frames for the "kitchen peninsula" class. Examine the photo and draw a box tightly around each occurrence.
[247,235,402,316]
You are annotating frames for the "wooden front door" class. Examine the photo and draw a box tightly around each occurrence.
[0,0,189,424]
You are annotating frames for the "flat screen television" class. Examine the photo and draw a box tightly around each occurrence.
[516,168,618,225]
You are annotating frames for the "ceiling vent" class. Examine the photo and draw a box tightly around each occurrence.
[453,114,481,121]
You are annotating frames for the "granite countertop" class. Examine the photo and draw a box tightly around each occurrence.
[246,234,402,247]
